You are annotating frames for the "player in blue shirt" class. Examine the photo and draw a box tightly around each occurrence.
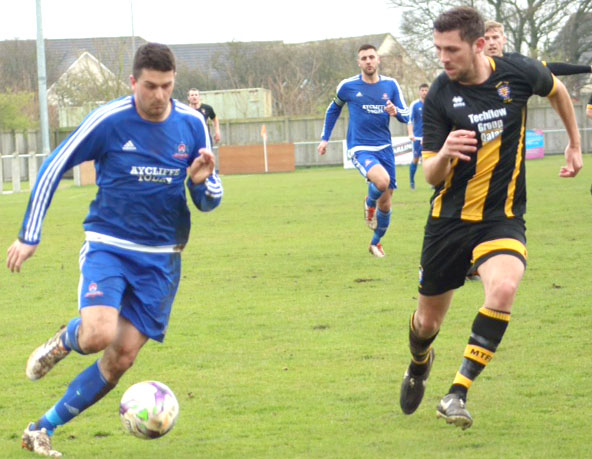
[407,84,429,189]
[8,43,223,457]
[318,44,409,258]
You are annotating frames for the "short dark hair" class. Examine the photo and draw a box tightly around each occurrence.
[419,83,429,89]
[358,44,377,53]
[433,6,484,44]
[132,43,176,79]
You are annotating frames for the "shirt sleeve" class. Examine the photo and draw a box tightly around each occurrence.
[507,53,556,97]
[320,84,346,141]
[186,172,223,212]
[390,80,410,124]
[422,80,452,159]
[18,108,108,244]
[544,62,592,76]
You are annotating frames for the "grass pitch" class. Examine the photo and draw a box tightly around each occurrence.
[0,155,590,458]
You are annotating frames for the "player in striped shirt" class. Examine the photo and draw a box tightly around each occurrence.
[484,20,592,76]
[8,43,223,457]
[398,7,582,429]
[318,44,409,258]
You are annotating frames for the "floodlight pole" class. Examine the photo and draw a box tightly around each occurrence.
[36,0,51,156]
[130,0,136,54]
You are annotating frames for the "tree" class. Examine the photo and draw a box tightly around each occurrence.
[388,0,592,72]
[0,40,62,92]
[212,40,363,116]
[546,9,592,97]
[172,64,218,102]
[0,91,38,130]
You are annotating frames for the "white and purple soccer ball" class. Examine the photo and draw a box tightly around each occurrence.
[120,381,179,439]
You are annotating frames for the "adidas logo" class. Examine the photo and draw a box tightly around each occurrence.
[356,91,363,97]
[122,140,136,151]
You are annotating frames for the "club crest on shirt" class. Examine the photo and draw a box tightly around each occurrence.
[84,282,104,298]
[452,96,465,108]
[173,143,189,159]
[496,81,512,103]
[382,93,389,100]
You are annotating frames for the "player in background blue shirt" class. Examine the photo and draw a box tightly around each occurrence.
[8,43,223,457]
[318,44,409,258]
[407,84,429,190]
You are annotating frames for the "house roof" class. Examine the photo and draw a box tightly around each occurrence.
[0,33,428,92]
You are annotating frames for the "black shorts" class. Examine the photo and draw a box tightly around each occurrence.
[418,216,527,296]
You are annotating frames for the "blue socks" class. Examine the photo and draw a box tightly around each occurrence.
[61,317,85,354]
[35,360,114,435]
[371,209,392,245]
[410,163,417,186]
[366,182,383,207]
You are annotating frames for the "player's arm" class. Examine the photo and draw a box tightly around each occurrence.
[390,83,410,124]
[421,84,476,186]
[8,109,108,272]
[187,149,222,212]
[318,96,344,155]
[423,130,478,186]
[212,116,221,143]
[6,239,37,273]
[543,61,592,76]
[407,121,415,140]
[546,78,583,177]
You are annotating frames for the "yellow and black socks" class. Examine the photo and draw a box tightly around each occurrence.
[449,306,510,400]
[408,313,438,376]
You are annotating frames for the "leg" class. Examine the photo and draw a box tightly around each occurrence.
[409,140,421,189]
[367,164,394,257]
[369,188,393,257]
[438,254,525,429]
[27,314,147,448]
[364,164,390,231]
[400,290,454,414]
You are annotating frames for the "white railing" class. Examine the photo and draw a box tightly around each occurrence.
[0,151,49,194]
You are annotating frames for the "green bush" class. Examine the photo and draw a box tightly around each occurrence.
[0,91,38,130]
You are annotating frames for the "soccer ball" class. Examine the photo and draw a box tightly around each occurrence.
[120,381,179,439]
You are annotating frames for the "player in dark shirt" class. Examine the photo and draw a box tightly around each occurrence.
[484,20,592,76]
[188,88,221,144]
[398,6,582,429]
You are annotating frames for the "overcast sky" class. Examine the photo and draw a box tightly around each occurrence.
[0,0,403,44]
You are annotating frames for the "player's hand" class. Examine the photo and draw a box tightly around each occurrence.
[409,135,415,142]
[441,130,478,162]
[317,140,329,156]
[214,132,221,143]
[559,144,583,178]
[190,149,216,184]
[385,100,397,117]
[7,239,37,273]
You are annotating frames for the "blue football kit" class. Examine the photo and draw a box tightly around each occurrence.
[409,98,424,158]
[19,95,222,341]
[321,74,409,189]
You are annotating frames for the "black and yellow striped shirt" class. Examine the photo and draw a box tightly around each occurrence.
[423,54,557,221]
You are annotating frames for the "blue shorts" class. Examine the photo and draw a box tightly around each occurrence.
[351,146,397,190]
[78,241,181,342]
[412,139,422,159]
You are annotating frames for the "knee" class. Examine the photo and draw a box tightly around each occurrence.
[414,313,441,337]
[373,177,390,191]
[489,278,520,309]
[79,323,117,354]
